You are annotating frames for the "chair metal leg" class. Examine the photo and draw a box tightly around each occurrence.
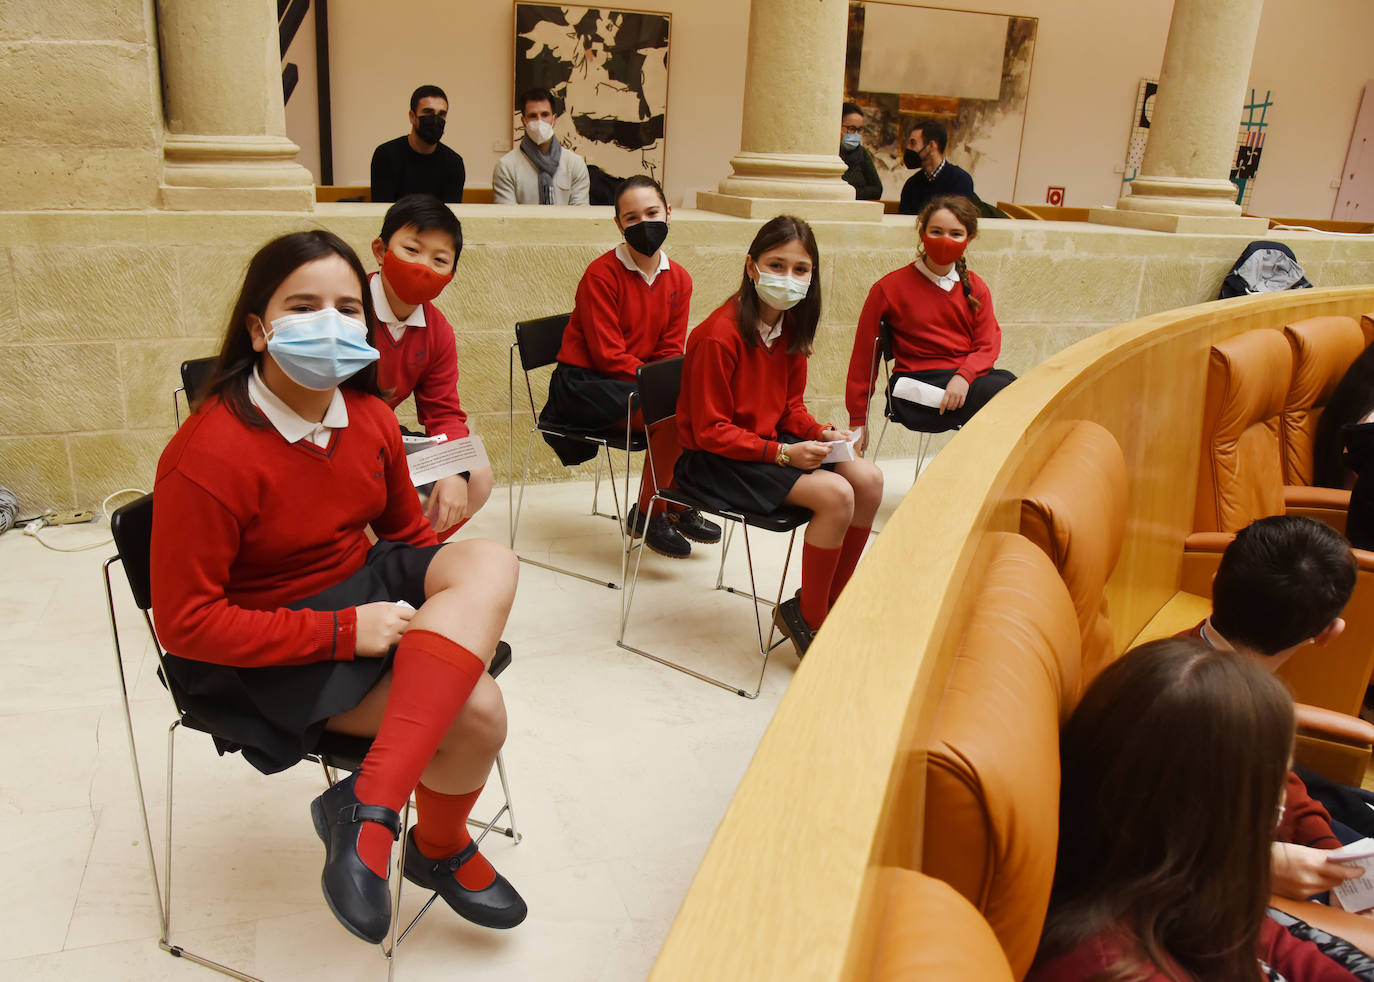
[618,497,788,698]
[914,431,935,480]
[590,452,603,516]
[871,415,892,464]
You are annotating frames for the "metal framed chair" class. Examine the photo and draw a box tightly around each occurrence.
[507,313,647,590]
[616,357,811,699]
[173,356,216,426]
[104,494,519,981]
[866,319,955,478]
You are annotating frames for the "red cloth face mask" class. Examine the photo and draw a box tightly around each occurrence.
[921,232,967,267]
[381,251,453,305]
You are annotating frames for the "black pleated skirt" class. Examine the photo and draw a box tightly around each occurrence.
[673,433,828,515]
[538,363,636,465]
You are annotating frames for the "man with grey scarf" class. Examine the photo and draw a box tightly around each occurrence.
[493,88,590,206]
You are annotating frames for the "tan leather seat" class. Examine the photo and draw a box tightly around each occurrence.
[922,534,1080,978]
[1020,421,1128,690]
[870,868,1014,981]
[1282,315,1366,487]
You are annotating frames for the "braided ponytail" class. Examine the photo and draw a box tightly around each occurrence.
[955,255,981,313]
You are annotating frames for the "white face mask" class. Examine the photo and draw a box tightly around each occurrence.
[753,269,811,311]
[524,118,555,145]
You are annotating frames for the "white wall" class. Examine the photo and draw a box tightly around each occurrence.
[296,0,1374,217]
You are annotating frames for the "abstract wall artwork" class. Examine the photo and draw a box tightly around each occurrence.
[1121,78,1272,210]
[513,4,670,183]
[843,2,1037,204]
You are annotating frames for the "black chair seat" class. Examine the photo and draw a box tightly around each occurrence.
[534,423,648,454]
[660,489,811,533]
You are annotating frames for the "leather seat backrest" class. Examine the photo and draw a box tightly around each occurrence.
[870,868,1015,981]
[1283,316,1367,485]
[922,533,1080,978]
[1020,421,1128,690]
[1194,328,1292,532]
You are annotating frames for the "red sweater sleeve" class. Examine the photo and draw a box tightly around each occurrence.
[1278,770,1341,849]
[1261,917,1362,981]
[412,305,469,441]
[690,337,777,462]
[778,350,824,441]
[846,282,887,426]
[650,270,691,363]
[573,260,644,379]
[150,470,358,667]
[955,278,1001,382]
[371,423,440,548]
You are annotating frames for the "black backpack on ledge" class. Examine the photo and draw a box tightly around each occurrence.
[1219,240,1314,299]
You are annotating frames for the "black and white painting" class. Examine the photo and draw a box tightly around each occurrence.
[513,4,670,183]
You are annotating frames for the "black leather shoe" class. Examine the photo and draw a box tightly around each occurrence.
[310,773,401,944]
[668,508,722,544]
[773,593,814,658]
[402,828,528,929]
[627,505,691,559]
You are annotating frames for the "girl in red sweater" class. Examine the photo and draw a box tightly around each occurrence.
[676,216,884,656]
[1031,639,1369,982]
[369,194,492,537]
[538,175,720,559]
[845,193,1016,453]
[150,231,525,944]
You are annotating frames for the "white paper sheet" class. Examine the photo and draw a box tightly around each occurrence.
[1332,837,1374,912]
[405,435,491,487]
[891,376,947,409]
[821,437,859,464]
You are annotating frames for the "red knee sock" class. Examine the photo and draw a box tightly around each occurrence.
[829,525,872,605]
[414,783,496,890]
[638,422,684,515]
[353,630,486,877]
[800,542,842,630]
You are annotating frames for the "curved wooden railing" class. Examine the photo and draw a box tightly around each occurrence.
[647,285,1374,980]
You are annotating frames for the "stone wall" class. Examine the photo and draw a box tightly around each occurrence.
[2,205,1372,512]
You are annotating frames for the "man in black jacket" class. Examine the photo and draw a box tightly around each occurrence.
[898,119,974,216]
[370,85,466,203]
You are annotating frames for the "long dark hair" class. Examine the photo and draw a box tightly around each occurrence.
[733,215,821,356]
[1035,639,1293,981]
[917,194,983,314]
[195,230,383,425]
[1314,342,1374,488]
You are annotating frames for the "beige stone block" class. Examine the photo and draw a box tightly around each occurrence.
[177,248,255,338]
[0,43,158,148]
[1033,322,1117,364]
[69,430,169,507]
[119,339,222,431]
[445,244,603,333]
[12,246,179,342]
[1315,261,1374,288]
[997,323,1044,377]
[0,147,160,211]
[826,248,917,327]
[0,436,73,512]
[454,330,517,418]
[0,343,122,435]
[0,2,149,42]
[1137,257,1212,317]
[996,254,1145,324]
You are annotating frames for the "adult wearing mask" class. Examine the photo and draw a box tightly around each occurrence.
[492,87,591,206]
[370,85,466,204]
[897,118,975,217]
[839,102,882,201]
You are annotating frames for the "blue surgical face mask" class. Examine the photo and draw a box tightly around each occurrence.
[840,133,862,151]
[263,307,378,391]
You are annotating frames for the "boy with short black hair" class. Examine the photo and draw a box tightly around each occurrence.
[1183,515,1363,904]
[369,194,492,538]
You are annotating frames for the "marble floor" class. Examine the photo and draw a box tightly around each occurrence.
[0,457,917,981]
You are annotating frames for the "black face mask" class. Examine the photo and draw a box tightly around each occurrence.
[623,220,669,257]
[904,146,923,169]
[416,115,445,145]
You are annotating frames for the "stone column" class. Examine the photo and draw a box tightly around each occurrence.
[1091,0,1268,233]
[156,0,314,211]
[697,0,881,221]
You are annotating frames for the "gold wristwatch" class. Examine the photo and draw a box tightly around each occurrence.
[776,443,790,467]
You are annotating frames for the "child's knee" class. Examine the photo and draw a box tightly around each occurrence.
[817,474,855,518]
[443,681,506,757]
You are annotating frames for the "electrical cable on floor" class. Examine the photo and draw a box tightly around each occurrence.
[21,488,147,553]
[0,485,17,533]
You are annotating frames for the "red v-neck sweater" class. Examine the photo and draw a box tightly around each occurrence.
[370,274,469,442]
[557,249,693,381]
[844,264,1001,426]
[677,298,825,463]
[150,390,437,668]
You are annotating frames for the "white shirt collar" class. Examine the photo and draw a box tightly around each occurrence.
[922,158,948,181]
[248,366,349,448]
[614,241,670,286]
[914,258,960,292]
[757,316,783,349]
[370,272,427,342]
